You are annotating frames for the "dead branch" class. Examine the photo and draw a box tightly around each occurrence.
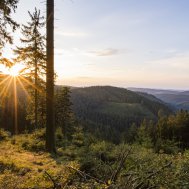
[110,146,132,183]
[133,161,172,189]
[66,165,106,185]
[44,171,60,189]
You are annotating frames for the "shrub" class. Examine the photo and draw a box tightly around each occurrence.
[155,138,180,154]
[0,129,10,141]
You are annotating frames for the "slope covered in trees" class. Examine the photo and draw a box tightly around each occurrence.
[70,86,172,128]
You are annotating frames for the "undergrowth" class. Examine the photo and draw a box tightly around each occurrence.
[0,128,188,188]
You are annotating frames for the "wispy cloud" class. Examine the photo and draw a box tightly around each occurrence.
[55,30,89,37]
[55,48,73,56]
[88,48,119,56]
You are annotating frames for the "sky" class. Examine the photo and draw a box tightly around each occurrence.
[3,0,189,90]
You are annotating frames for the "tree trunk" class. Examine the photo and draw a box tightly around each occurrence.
[46,0,55,153]
[13,78,18,134]
[34,38,38,129]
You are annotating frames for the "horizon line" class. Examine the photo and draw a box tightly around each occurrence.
[55,84,189,91]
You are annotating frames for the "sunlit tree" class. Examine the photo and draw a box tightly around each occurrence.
[14,8,46,128]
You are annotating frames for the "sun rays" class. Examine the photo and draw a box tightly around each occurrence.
[0,64,24,77]
[0,61,46,133]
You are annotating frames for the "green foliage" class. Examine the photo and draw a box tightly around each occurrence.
[16,129,46,152]
[71,86,172,143]
[55,87,74,136]
[0,128,189,188]
[126,123,137,143]
[157,110,189,148]
[71,126,85,147]
[135,120,153,148]
[0,129,10,141]
[155,138,180,154]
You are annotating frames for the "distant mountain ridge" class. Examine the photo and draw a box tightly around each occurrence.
[128,87,189,110]
[70,86,173,133]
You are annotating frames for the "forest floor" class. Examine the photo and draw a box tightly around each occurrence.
[0,131,81,189]
[0,129,189,189]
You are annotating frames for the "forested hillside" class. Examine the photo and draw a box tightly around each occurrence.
[71,86,172,125]
[69,86,173,143]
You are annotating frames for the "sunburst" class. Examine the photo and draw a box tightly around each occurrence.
[0,62,45,134]
[9,65,21,77]
[1,64,24,77]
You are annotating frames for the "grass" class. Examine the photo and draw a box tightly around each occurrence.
[0,131,80,189]
[0,129,189,188]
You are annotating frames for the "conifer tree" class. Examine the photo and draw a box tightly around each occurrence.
[55,87,74,137]
[0,0,19,48]
[14,8,46,128]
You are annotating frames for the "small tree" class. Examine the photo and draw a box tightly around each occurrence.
[136,119,153,148]
[55,87,74,138]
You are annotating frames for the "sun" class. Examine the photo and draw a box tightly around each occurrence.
[0,64,24,77]
[9,65,21,77]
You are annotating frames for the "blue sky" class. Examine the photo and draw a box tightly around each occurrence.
[3,0,189,89]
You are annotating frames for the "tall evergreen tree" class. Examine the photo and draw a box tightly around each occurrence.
[14,8,46,129]
[46,0,55,153]
[0,0,19,48]
[55,87,74,138]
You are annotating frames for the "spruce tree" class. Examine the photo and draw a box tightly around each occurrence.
[0,0,19,48]
[14,8,46,129]
[55,87,74,138]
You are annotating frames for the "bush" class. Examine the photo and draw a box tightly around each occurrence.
[0,129,10,141]
[17,129,46,152]
[155,138,180,154]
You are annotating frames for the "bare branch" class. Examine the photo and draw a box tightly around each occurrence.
[66,165,106,185]
[110,146,132,183]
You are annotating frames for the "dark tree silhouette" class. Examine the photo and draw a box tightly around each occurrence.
[0,0,19,48]
[46,0,55,153]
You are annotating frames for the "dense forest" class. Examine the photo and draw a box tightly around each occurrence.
[0,0,189,188]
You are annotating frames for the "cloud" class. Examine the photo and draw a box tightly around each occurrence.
[55,47,128,57]
[88,48,119,56]
[55,30,89,37]
[55,48,71,56]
